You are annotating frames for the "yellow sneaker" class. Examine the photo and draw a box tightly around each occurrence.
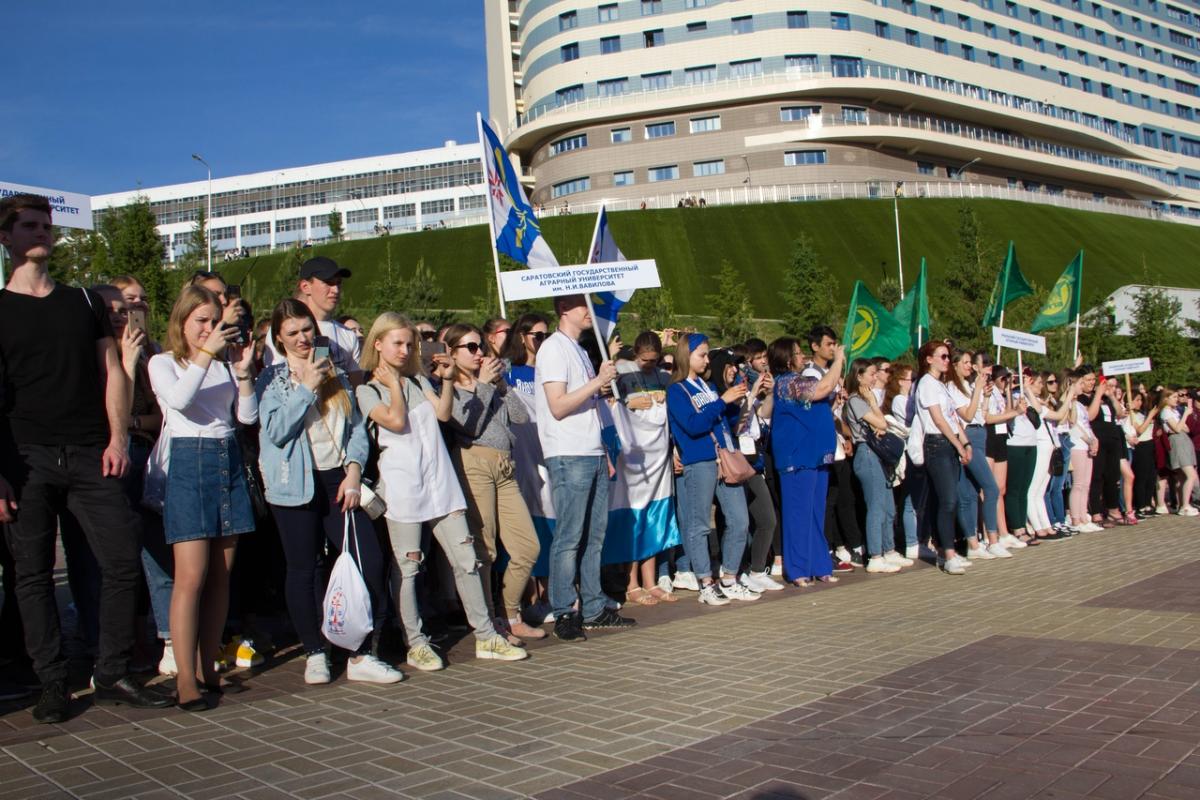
[222,636,265,669]
[475,634,528,662]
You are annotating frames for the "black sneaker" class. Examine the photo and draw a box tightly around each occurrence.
[582,608,638,630]
[31,679,69,724]
[553,613,586,643]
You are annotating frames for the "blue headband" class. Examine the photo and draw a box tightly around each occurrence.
[687,333,709,351]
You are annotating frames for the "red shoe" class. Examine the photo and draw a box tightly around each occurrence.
[833,561,855,574]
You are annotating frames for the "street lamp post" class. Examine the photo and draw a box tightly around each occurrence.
[956,156,982,180]
[191,153,212,270]
[740,155,752,186]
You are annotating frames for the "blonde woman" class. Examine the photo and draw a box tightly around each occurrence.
[148,286,257,709]
[1158,388,1198,516]
[357,313,526,671]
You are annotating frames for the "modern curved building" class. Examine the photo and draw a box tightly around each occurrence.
[485,0,1200,218]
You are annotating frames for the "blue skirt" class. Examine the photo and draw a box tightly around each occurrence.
[164,436,255,544]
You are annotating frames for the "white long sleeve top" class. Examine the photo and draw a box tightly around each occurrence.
[148,353,258,437]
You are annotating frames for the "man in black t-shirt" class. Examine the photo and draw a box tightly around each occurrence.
[0,193,172,721]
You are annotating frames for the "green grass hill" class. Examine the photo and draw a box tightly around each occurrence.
[228,198,1200,319]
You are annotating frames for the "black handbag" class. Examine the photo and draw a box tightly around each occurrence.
[1050,446,1065,476]
[848,399,904,470]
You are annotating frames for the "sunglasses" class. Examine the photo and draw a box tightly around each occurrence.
[1046,379,1058,385]
[454,342,482,354]
[420,331,437,341]
[190,270,224,283]
[936,353,950,360]
[525,331,547,342]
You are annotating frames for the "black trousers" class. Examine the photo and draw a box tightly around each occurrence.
[823,459,863,551]
[1132,441,1157,511]
[745,473,778,573]
[3,444,142,685]
[1089,437,1122,514]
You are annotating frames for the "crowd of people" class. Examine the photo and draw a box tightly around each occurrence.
[0,192,1196,724]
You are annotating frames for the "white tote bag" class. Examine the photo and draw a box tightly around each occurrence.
[141,421,172,512]
[321,513,373,652]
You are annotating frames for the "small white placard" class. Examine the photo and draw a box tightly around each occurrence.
[991,326,1046,355]
[0,181,93,230]
[500,259,660,302]
[1102,357,1152,376]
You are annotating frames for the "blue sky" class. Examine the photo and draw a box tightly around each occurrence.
[3,2,487,195]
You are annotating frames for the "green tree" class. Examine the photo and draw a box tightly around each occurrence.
[876,275,901,311]
[367,257,456,328]
[1126,285,1194,385]
[48,228,108,287]
[102,196,170,334]
[707,260,757,344]
[1076,289,1128,367]
[327,209,344,241]
[781,234,838,336]
[470,269,501,324]
[174,206,210,275]
[929,205,1001,351]
[626,286,677,335]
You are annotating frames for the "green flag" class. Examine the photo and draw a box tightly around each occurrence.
[892,258,930,352]
[981,241,1034,328]
[1031,251,1083,333]
[843,280,911,363]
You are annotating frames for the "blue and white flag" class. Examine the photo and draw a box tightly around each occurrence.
[477,114,559,269]
[587,206,632,343]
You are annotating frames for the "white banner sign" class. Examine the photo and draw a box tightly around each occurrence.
[500,259,660,302]
[991,326,1046,355]
[1102,357,1152,376]
[0,181,93,230]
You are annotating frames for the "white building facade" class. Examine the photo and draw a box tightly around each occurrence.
[92,142,487,263]
[487,0,1200,220]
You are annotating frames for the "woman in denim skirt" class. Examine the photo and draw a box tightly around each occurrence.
[148,286,258,710]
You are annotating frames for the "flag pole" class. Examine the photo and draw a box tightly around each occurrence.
[1072,251,1083,361]
[894,193,905,299]
[477,112,508,319]
[995,308,1004,364]
[585,205,620,400]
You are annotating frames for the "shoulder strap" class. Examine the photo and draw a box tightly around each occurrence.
[80,287,93,309]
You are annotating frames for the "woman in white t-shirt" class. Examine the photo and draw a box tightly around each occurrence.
[944,350,1005,560]
[357,313,528,670]
[1125,391,1158,515]
[1004,372,1040,544]
[914,341,973,575]
[1157,388,1198,516]
[1024,373,1074,540]
[1068,369,1102,532]
[149,286,258,709]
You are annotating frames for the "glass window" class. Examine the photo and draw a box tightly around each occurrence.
[831,55,863,76]
[781,105,821,121]
[613,171,635,186]
[550,134,588,155]
[988,51,1001,67]
[383,204,415,219]
[559,11,577,30]
[646,121,677,138]
[687,21,706,32]
[459,196,486,211]
[598,3,618,22]
[935,37,949,54]
[787,10,808,28]
[843,106,868,123]
[730,59,762,78]
[917,162,934,174]
[784,150,828,166]
[1009,29,1021,45]
[601,35,621,53]
[561,43,579,62]
[641,71,670,91]
[1080,77,1092,92]
[693,160,725,177]
[931,7,945,23]
[241,222,270,237]
[985,22,996,38]
[1053,16,1064,31]
[598,78,629,96]
[1059,71,1071,86]
[308,218,328,230]
[731,16,753,34]
[346,208,377,224]
[685,65,717,84]
[690,115,721,133]
[644,29,664,46]
[552,177,590,198]
[1013,57,1025,71]
[831,13,850,30]
[1006,1,1018,17]
[786,54,819,72]
[648,165,680,182]
[958,14,971,31]
[685,0,707,6]
[611,127,632,143]
[962,45,975,61]
[906,29,920,46]
[556,85,584,105]
[875,21,890,38]
[420,199,455,215]
[641,0,661,15]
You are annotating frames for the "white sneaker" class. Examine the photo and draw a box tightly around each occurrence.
[866,557,900,574]
[905,545,920,560]
[304,652,331,685]
[672,571,701,592]
[965,546,995,561]
[719,580,761,601]
[770,561,783,576]
[986,543,1013,559]
[405,644,444,672]
[940,556,967,575]
[1179,506,1199,517]
[698,583,730,606]
[656,575,674,595]
[347,654,404,684]
[475,634,529,662]
[158,640,177,677]
[1155,506,1170,515]
[743,571,784,592]
[1079,522,1104,533]
[1000,533,1027,549]
[834,546,852,564]
[884,551,914,567]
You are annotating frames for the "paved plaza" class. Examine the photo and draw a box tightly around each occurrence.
[2,517,1199,800]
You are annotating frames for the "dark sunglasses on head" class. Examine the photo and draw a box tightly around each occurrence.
[455,342,482,354]
[420,331,437,341]
[190,270,224,283]
[526,331,547,342]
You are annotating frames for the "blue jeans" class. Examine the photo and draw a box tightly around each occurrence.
[1045,442,1070,525]
[923,435,962,552]
[676,460,750,580]
[125,437,172,639]
[853,446,895,557]
[546,455,610,620]
[956,426,1000,539]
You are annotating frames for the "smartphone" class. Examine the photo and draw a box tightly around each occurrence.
[225,284,241,300]
[127,309,147,334]
[421,340,447,372]
[312,335,331,363]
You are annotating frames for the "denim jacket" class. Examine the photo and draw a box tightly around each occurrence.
[255,363,369,507]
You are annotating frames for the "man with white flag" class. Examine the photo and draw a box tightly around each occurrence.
[587,206,634,344]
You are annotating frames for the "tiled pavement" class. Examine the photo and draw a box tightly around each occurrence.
[2,515,1199,799]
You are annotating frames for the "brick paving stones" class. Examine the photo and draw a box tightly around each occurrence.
[2,515,1199,798]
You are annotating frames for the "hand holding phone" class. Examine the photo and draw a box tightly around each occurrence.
[127,309,147,335]
[312,335,331,363]
[421,340,447,373]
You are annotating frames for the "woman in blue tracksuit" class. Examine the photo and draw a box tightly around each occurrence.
[666,334,759,607]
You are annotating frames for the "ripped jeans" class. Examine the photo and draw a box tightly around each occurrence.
[385,512,497,649]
